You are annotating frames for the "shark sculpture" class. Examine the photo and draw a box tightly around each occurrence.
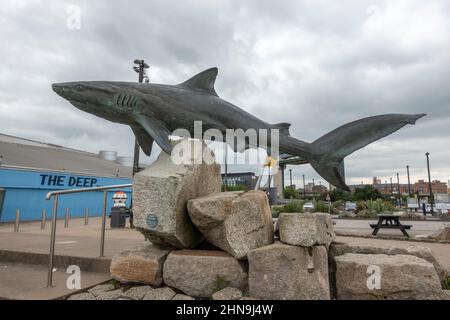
[52,67,425,191]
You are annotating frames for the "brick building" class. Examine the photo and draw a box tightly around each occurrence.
[412,180,448,195]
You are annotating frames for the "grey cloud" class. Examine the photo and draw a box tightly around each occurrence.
[0,0,449,185]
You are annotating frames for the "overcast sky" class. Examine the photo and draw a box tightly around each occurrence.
[1,0,449,187]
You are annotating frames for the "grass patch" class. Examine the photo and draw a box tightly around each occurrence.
[212,276,229,293]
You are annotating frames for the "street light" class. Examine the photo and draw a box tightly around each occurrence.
[397,172,401,206]
[312,178,316,201]
[426,152,434,215]
[302,174,306,199]
[132,59,150,176]
[289,169,293,187]
[406,165,411,197]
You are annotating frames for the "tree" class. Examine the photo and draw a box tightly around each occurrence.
[284,187,299,199]
[329,188,351,202]
[352,185,382,201]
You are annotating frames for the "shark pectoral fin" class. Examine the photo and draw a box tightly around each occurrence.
[310,160,349,191]
[135,116,173,155]
[131,125,154,156]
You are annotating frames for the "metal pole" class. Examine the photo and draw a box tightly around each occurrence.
[47,195,58,287]
[132,59,149,177]
[14,209,20,232]
[132,140,140,177]
[289,169,293,187]
[390,177,393,195]
[64,208,70,228]
[224,145,228,192]
[302,174,306,199]
[397,172,401,206]
[268,164,271,205]
[41,209,46,230]
[84,208,89,225]
[312,178,315,201]
[426,152,434,214]
[406,165,411,197]
[100,191,107,257]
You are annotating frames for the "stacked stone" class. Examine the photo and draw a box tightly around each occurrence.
[246,213,335,300]
[110,139,272,299]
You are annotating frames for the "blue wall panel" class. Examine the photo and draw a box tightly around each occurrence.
[0,168,132,222]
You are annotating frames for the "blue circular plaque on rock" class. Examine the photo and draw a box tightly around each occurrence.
[146,214,158,229]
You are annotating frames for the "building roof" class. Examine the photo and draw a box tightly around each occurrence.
[0,133,132,178]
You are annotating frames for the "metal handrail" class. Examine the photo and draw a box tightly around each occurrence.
[45,184,132,288]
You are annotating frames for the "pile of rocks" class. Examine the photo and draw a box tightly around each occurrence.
[69,140,449,300]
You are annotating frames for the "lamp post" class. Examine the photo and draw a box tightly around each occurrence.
[397,172,401,206]
[132,59,150,177]
[426,152,434,214]
[302,174,306,199]
[224,145,228,192]
[390,177,393,195]
[406,165,411,197]
[312,178,316,201]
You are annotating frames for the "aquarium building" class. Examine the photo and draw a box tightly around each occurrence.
[0,133,133,222]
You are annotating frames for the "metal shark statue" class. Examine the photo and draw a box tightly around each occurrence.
[52,67,425,191]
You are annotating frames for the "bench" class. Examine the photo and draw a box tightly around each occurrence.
[370,214,412,237]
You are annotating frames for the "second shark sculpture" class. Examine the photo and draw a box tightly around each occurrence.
[52,67,425,191]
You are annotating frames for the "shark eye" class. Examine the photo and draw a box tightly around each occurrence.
[75,84,84,91]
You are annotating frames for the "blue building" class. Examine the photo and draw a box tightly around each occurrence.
[0,134,133,222]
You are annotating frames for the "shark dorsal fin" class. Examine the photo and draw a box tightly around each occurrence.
[179,67,218,96]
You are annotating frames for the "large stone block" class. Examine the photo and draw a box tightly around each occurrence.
[335,253,442,300]
[248,243,330,300]
[329,242,448,285]
[187,191,274,259]
[427,224,450,241]
[278,213,335,247]
[133,140,222,248]
[163,250,248,298]
[110,245,171,286]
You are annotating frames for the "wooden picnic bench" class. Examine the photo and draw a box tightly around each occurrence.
[370,214,412,237]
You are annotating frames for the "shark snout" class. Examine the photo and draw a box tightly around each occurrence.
[52,83,69,97]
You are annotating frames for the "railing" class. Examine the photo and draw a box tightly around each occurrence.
[45,184,132,288]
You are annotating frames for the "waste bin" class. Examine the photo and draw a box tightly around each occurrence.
[110,206,126,228]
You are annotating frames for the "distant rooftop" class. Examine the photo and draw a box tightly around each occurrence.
[0,133,132,178]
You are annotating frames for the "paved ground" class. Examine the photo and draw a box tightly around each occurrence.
[0,262,109,300]
[0,217,146,300]
[0,217,146,258]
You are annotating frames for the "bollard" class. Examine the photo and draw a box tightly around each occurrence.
[84,208,89,225]
[41,209,47,230]
[64,208,70,228]
[14,209,20,232]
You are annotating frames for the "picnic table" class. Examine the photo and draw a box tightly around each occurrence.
[370,214,412,237]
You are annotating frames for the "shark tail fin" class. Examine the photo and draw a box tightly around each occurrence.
[307,113,426,191]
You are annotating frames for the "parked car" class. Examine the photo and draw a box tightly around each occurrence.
[303,202,314,212]
[344,202,357,212]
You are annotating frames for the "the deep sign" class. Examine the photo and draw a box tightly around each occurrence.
[40,174,98,188]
